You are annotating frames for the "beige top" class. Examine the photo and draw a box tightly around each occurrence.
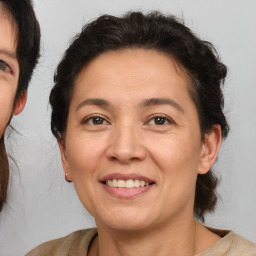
[25,228,256,256]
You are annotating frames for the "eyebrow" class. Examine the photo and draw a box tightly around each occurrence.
[76,98,110,111]
[76,97,184,112]
[139,98,184,112]
[0,49,17,59]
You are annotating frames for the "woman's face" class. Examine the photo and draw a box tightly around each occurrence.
[0,8,21,138]
[60,49,220,231]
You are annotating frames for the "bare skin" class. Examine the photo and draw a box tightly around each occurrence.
[0,5,26,138]
[88,221,220,256]
[59,49,222,256]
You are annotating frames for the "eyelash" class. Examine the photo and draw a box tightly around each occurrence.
[146,114,174,126]
[81,114,174,126]
[0,59,12,73]
[82,115,109,125]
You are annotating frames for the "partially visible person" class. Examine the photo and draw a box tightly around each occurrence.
[27,11,255,255]
[0,0,40,211]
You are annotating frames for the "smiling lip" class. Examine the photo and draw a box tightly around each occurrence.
[100,173,155,183]
[99,173,155,199]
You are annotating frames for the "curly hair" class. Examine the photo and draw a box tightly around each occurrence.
[50,11,229,220]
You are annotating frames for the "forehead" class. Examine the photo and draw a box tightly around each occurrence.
[68,49,200,123]
[84,48,186,75]
[0,3,17,49]
[74,49,190,96]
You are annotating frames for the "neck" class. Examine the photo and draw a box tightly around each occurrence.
[89,217,216,256]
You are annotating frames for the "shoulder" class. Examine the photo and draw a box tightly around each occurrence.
[25,228,98,256]
[228,232,256,255]
[198,227,256,256]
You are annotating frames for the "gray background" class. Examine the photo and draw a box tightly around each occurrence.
[0,0,255,255]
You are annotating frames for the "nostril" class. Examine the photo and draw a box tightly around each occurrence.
[109,156,118,162]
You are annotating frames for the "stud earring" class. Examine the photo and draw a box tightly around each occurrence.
[65,172,72,183]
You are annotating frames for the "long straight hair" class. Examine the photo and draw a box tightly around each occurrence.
[0,136,9,211]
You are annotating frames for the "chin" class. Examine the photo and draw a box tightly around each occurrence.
[104,219,151,232]
[95,206,156,232]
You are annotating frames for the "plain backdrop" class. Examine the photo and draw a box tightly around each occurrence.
[0,0,255,255]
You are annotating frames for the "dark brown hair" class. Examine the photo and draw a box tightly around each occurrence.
[0,0,41,211]
[50,11,229,220]
[0,137,8,211]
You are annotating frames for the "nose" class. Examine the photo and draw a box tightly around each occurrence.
[105,124,146,164]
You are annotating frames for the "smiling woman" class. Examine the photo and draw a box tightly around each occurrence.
[0,8,19,138]
[26,11,256,256]
[0,0,40,211]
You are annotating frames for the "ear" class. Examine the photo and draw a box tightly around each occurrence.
[13,91,27,115]
[57,136,72,182]
[198,125,222,175]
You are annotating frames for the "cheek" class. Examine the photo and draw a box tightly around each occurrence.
[65,132,108,180]
[65,134,106,213]
[150,142,200,216]
[149,135,202,195]
[0,89,15,137]
[149,133,202,170]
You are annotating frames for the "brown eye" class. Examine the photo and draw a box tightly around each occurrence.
[0,59,11,73]
[82,116,108,125]
[154,117,166,125]
[92,117,105,125]
[147,116,172,125]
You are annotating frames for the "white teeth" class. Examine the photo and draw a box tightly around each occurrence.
[106,180,113,186]
[134,180,140,188]
[117,179,126,188]
[105,179,151,188]
[126,179,134,188]
[113,179,118,187]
